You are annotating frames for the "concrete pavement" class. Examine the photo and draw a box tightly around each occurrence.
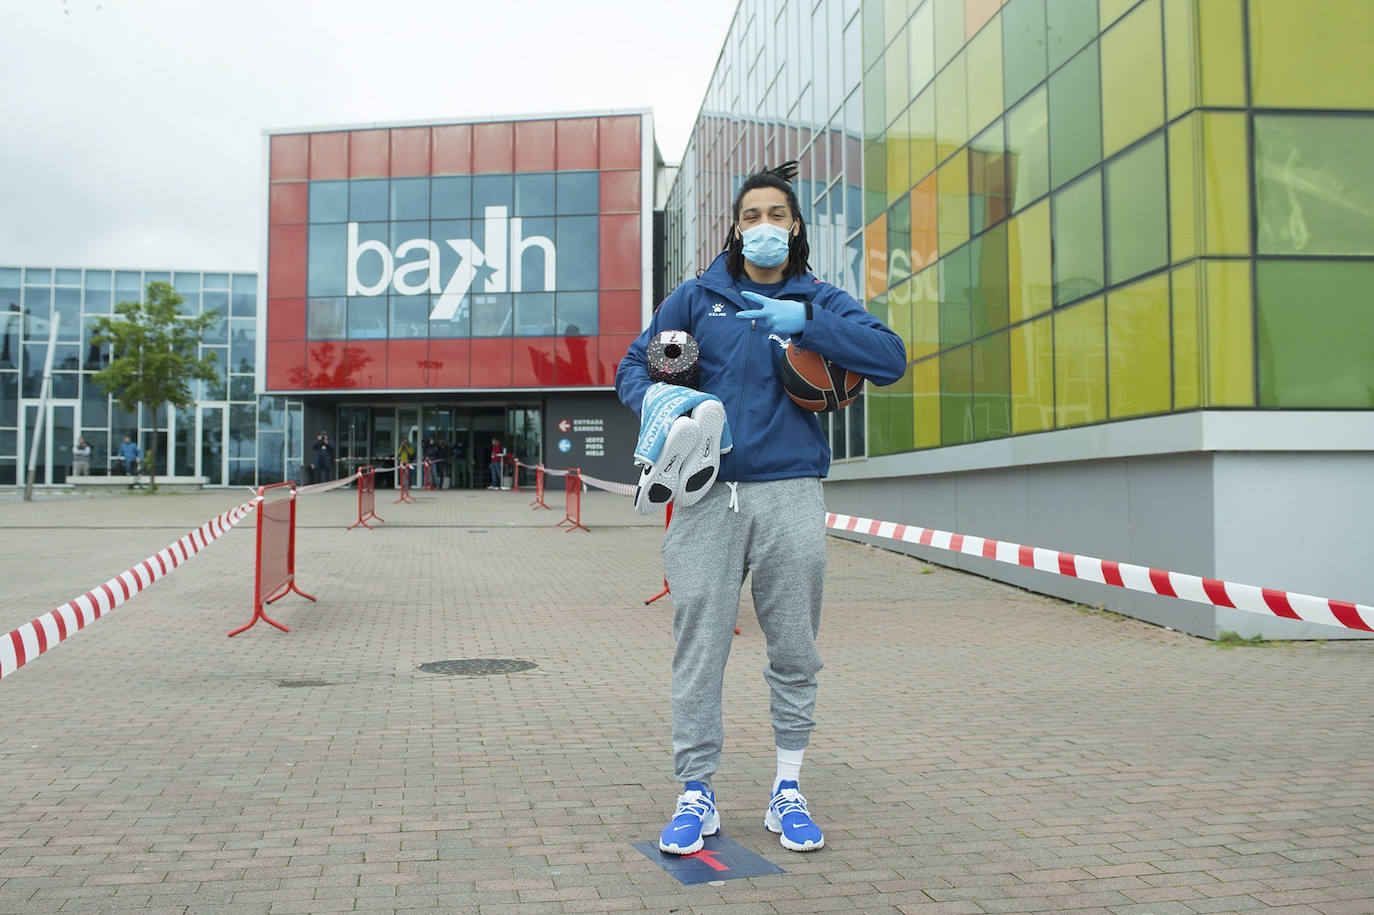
[0,485,1370,913]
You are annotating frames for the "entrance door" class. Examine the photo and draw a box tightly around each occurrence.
[20,400,77,485]
[372,411,396,488]
[197,405,228,486]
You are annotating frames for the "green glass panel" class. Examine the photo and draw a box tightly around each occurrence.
[935,51,969,157]
[909,0,936,95]
[886,27,910,130]
[1105,133,1168,284]
[940,344,973,444]
[970,119,1007,236]
[972,333,1012,440]
[1256,113,1374,256]
[863,0,888,72]
[1257,260,1374,408]
[1047,0,1098,70]
[1100,0,1164,157]
[1048,43,1102,189]
[966,17,1004,138]
[888,194,913,287]
[970,222,1010,338]
[1006,86,1049,212]
[865,140,888,224]
[1052,170,1105,306]
[864,61,888,142]
[1003,0,1048,108]
[934,0,965,71]
[939,243,973,347]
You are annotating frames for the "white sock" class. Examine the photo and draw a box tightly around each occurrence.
[774,747,805,793]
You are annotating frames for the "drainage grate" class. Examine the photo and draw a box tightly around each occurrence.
[277,679,334,688]
[417,658,538,676]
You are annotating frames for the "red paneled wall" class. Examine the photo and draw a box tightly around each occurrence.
[265,114,646,392]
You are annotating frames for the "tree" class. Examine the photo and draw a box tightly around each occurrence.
[90,282,219,492]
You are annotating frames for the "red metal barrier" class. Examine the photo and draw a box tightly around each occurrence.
[422,459,437,491]
[556,468,589,533]
[509,455,521,492]
[645,502,672,604]
[529,464,551,510]
[394,462,415,504]
[229,482,316,637]
[348,465,383,530]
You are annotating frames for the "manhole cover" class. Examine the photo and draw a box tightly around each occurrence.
[277,679,334,688]
[417,658,537,676]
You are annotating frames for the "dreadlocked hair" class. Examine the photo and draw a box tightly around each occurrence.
[722,160,811,281]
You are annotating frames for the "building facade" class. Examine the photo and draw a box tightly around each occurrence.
[664,0,1374,638]
[0,267,286,487]
[261,112,652,485]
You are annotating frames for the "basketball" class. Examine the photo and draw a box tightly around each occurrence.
[778,345,864,412]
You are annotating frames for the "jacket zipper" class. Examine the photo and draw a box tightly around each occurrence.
[732,317,756,462]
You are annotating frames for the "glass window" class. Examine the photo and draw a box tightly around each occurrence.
[939,242,972,347]
[864,138,887,222]
[1202,260,1253,406]
[1048,42,1102,189]
[1008,198,1053,323]
[1167,116,1198,262]
[940,344,973,445]
[555,216,599,290]
[1046,0,1097,70]
[203,272,229,289]
[936,152,969,255]
[470,293,512,336]
[429,294,468,339]
[972,332,1011,440]
[308,224,347,297]
[1010,312,1054,433]
[1053,296,1106,426]
[203,290,229,322]
[886,26,909,132]
[348,179,388,222]
[1006,87,1049,213]
[907,87,937,186]
[1196,0,1245,107]
[390,177,429,221]
[0,313,18,369]
[1171,263,1201,409]
[230,321,255,373]
[887,111,911,209]
[309,180,349,223]
[23,286,50,337]
[472,174,513,218]
[0,267,19,286]
[1003,0,1047,108]
[389,295,430,339]
[173,272,200,293]
[1052,170,1104,306]
[1106,273,1171,418]
[24,268,51,285]
[965,16,1003,139]
[908,0,935,95]
[82,270,110,291]
[307,297,346,338]
[887,195,911,288]
[346,297,387,339]
[555,171,598,215]
[970,222,1009,339]
[230,376,254,401]
[81,314,107,370]
[1257,259,1374,408]
[203,307,228,346]
[0,373,15,425]
[145,271,169,285]
[1248,0,1374,108]
[1256,113,1374,256]
[934,50,968,157]
[54,288,82,337]
[933,0,964,70]
[512,216,556,294]
[970,120,1007,236]
[84,288,110,313]
[1100,0,1164,157]
[1105,133,1167,284]
[910,173,938,275]
[432,175,472,219]
[1201,112,1250,255]
[231,275,257,319]
[115,271,143,303]
[1,281,19,316]
[82,377,108,427]
[515,173,557,217]
[865,212,888,297]
[513,292,555,336]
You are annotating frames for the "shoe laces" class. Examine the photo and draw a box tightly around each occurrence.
[674,789,714,820]
[771,786,810,819]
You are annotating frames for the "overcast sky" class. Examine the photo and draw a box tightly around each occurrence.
[0,0,740,274]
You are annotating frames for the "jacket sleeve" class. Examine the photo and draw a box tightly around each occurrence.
[614,282,694,416]
[795,285,908,386]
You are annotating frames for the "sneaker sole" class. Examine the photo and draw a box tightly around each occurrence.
[674,400,725,508]
[634,417,702,515]
[658,812,720,855]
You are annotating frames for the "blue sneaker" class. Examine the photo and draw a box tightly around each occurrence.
[764,780,824,851]
[658,781,720,854]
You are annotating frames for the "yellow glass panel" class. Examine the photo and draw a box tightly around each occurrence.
[866,213,889,297]
[1200,112,1250,255]
[1107,273,1172,418]
[934,0,965,71]
[887,277,916,362]
[935,50,969,158]
[888,108,912,206]
[887,0,914,35]
[1171,262,1201,409]
[1054,297,1107,426]
[1197,0,1245,106]
[1101,0,1136,28]
[966,0,1002,39]
[912,355,943,448]
[937,152,970,255]
[1008,198,1053,323]
[966,16,1004,138]
[1010,314,1055,433]
[911,173,939,274]
[1167,115,1199,263]
[1202,259,1254,406]
[1100,0,1164,157]
[1163,0,1197,119]
[1249,0,1374,108]
[908,88,938,185]
[911,264,941,359]
[886,26,911,130]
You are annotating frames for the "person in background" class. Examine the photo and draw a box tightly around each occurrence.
[488,435,504,490]
[118,435,142,489]
[72,437,92,477]
[397,437,416,487]
[312,432,334,484]
[451,437,469,489]
[433,438,448,489]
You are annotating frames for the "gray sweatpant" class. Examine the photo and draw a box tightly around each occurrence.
[662,476,827,784]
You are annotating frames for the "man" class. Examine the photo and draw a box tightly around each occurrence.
[118,436,142,489]
[72,437,92,477]
[488,436,504,490]
[397,437,416,487]
[312,432,334,484]
[616,161,907,854]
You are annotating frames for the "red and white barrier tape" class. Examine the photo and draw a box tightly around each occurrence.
[579,473,636,497]
[516,460,569,478]
[1,499,259,680]
[826,512,1373,634]
[296,470,360,496]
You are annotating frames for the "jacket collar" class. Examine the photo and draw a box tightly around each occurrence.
[698,252,820,303]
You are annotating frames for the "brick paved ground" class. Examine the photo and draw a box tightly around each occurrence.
[0,485,1371,914]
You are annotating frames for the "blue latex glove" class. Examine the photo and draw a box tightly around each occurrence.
[737,290,805,336]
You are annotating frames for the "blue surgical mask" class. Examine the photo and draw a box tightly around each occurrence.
[740,223,792,268]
